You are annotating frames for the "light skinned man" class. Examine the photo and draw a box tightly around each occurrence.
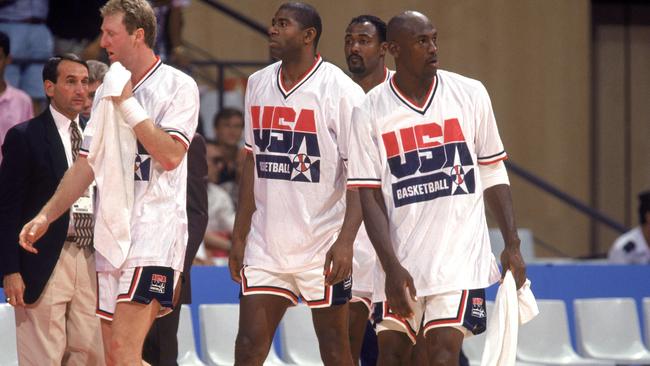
[18,0,199,364]
[0,54,104,365]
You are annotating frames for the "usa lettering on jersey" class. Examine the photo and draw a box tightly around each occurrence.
[251,105,321,183]
[383,118,475,207]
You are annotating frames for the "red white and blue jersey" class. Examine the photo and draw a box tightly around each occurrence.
[348,70,502,299]
[243,55,365,273]
[82,58,199,272]
[353,68,393,295]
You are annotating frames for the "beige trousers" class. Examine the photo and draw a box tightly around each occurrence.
[15,241,104,366]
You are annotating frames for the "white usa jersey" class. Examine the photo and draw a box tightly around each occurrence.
[348,70,502,299]
[82,57,199,272]
[353,68,393,295]
[244,55,365,273]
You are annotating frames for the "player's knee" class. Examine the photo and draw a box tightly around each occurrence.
[234,333,269,364]
[428,343,459,366]
[377,341,411,364]
[430,351,458,366]
[109,336,138,363]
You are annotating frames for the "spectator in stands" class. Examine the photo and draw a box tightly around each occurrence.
[0,30,33,163]
[212,107,244,202]
[608,191,650,264]
[149,0,190,67]
[0,0,53,111]
[198,141,235,265]
[82,59,108,119]
[47,0,106,61]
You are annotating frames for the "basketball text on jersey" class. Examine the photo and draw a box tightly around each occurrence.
[250,105,321,183]
[382,118,475,207]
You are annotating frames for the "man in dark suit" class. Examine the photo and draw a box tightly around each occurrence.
[0,54,103,365]
[143,133,209,366]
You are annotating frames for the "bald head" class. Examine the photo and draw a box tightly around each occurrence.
[386,11,432,43]
[386,10,438,81]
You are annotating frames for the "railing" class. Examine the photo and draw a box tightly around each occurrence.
[506,160,627,234]
[198,0,268,37]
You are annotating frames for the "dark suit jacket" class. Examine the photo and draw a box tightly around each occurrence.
[179,133,208,304]
[0,109,83,304]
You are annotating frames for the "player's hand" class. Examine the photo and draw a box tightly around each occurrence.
[500,244,526,289]
[385,264,417,318]
[323,238,353,286]
[19,214,50,254]
[228,239,246,283]
[3,273,26,307]
[112,79,133,104]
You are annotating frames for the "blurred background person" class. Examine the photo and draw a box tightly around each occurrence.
[0,30,33,164]
[195,141,235,266]
[608,191,650,264]
[0,0,53,112]
[81,59,108,119]
[47,0,106,61]
[212,107,244,204]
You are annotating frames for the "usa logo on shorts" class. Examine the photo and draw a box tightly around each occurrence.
[251,105,321,183]
[149,274,167,294]
[382,118,475,207]
[471,297,486,318]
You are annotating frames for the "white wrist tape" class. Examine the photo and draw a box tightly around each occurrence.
[119,97,149,128]
[479,160,510,189]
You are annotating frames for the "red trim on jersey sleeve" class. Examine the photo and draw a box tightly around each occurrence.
[477,155,508,166]
[170,134,189,150]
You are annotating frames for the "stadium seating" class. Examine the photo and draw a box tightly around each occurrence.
[489,228,536,263]
[199,304,286,366]
[0,304,18,366]
[643,297,650,348]
[574,298,650,363]
[278,304,323,366]
[178,305,206,366]
[518,299,613,365]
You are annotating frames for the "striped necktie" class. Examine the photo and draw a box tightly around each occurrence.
[70,120,94,248]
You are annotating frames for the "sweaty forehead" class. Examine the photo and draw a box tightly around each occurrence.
[346,21,378,37]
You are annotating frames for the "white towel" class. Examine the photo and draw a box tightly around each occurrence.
[481,271,539,366]
[86,62,136,268]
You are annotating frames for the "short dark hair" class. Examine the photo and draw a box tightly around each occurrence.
[213,108,244,129]
[279,2,322,49]
[0,31,9,56]
[639,191,650,225]
[43,54,89,84]
[348,15,387,42]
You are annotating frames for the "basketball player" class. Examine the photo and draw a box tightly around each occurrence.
[347,11,526,365]
[18,0,199,364]
[229,3,364,365]
[343,14,391,363]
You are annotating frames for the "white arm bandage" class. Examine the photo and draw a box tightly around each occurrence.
[119,97,149,128]
[479,160,510,190]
